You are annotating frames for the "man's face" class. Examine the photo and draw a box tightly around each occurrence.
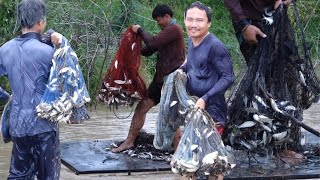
[155,15,169,30]
[184,7,211,38]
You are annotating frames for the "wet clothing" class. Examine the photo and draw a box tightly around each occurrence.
[184,34,235,126]
[0,32,57,137]
[137,22,185,104]
[0,32,60,179]
[8,131,60,180]
[0,87,10,101]
[224,0,275,63]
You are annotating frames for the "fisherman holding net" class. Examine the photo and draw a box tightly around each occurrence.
[157,2,235,179]
[0,0,65,179]
[224,0,320,163]
[112,4,186,153]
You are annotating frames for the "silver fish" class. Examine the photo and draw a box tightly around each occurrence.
[170,101,178,107]
[236,121,256,129]
[270,98,283,114]
[299,71,307,86]
[273,131,288,140]
[255,95,269,108]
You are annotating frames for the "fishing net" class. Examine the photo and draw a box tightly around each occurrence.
[98,27,147,107]
[154,70,235,177]
[36,36,91,124]
[0,99,12,143]
[223,6,320,155]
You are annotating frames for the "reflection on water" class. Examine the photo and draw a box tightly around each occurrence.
[0,104,319,179]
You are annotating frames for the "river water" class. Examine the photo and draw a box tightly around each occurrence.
[0,104,319,179]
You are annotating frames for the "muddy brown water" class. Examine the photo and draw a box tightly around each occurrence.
[0,104,319,180]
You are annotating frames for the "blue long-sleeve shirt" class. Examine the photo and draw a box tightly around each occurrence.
[0,32,57,137]
[184,33,235,125]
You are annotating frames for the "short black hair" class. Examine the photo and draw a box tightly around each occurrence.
[152,4,173,19]
[185,1,212,22]
[18,0,46,29]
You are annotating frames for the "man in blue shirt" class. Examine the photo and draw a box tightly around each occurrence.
[183,2,235,134]
[0,0,60,179]
[180,3,235,179]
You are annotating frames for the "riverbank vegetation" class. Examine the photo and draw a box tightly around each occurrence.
[0,0,319,103]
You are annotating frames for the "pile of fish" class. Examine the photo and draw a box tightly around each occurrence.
[98,27,147,108]
[109,131,172,162]
[225,6,320,155]
[154,70,235,177]
[36,36,90,123]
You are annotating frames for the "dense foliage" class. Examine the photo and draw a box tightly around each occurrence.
[0,0,319,103]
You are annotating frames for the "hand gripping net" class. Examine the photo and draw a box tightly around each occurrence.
[224,6,320,154]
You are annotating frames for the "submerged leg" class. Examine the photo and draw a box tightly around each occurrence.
[112,98,155,153]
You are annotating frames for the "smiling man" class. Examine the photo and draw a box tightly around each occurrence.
[181,2,235,178]
[112,4,185,153]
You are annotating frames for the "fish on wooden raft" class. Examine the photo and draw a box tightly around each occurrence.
[36,35,91,124]
[98,27,147,108]
[224,5,320,156]
[154,70,235,177]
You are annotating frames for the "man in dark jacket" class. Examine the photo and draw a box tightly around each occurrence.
[0,0,60,179]
[112,4,186,152]
[224,0,291,64]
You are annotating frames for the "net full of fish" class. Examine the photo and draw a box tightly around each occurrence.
[154,70,235,177]
[98,27,147,108]
[36,36,91,124]
[224,6,320,155]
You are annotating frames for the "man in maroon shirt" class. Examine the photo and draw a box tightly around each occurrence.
[112,4,185,152]
[224,0,291,64]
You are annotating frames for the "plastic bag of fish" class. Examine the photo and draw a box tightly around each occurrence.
[171,107,236,177]
[36,36,90,124]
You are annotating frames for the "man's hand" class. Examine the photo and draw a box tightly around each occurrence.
[274,0,292,9]
[195,98,206,110]
[51,32,62,46]
[132,25,141,33]
[243,25,267,44]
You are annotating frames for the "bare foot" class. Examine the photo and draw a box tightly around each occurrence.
[111,141,134,153]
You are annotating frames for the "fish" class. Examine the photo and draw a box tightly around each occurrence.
[115,60,118,69]
[263,15,274,25]
[285,105,297,111]
[114,80,131,85]
[239,140,254,150]
[131,43,136,50]
[206,130,213,138]
[270,98,283,114]
[258,115,273,124]
[236,121,256,129]
[260,123,272,132]
[170,101,178,107]
[299,71,307,86]
[59,67,70,74]
[202,151,218,165]
[255,95,269,108]
[273,131,288,140]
